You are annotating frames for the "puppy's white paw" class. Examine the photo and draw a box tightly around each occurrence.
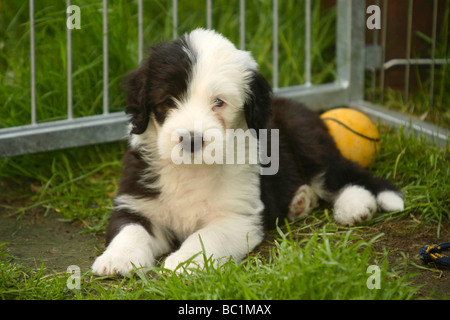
[333,185,377,225]
[92,245,153,276]
[92,224,154,276]
[163,250,204,274]
[288,185,319,221]
[92,244,153,276]
[377,191,404,212]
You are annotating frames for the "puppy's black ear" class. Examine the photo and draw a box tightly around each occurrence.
[123,65,151,135]
[244,72,272,135]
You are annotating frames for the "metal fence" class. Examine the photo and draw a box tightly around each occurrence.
[358,0,449,147]
[366,0,448,106]
[0,0,448,158]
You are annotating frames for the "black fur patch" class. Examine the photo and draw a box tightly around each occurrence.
[117,150,160,199]
[244,72,272,137]
[123,36,195,134]
[260,97,400,229]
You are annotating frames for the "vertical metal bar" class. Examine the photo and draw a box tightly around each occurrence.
[336,0,365,102]
[429,0,438,108]
[67,0,73,120]
[404,0,413,103]
[239,0,245,50]
[172,0,178,40]
[305,0,311,86]
[103,0,109,114]
[272,0,279,90]
[380,0,388,104]
[348,0,365,102]
[206,0,212,29]
[370,0,380,102]
[138,0,144,63]
[29,0,36,125]
[336,0,350,86]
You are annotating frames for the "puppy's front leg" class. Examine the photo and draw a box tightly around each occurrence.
[92,224,154,275]
[163,215,264,273]
[92,223,171,276]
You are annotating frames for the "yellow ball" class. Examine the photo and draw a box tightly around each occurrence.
[320,108,380,168]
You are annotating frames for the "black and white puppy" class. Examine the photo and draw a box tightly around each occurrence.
[92,29,404,276]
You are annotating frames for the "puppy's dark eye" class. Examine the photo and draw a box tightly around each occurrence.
[214,98,225,108]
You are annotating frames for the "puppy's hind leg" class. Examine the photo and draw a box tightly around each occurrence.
[287,185,319,221]
[333,185,378,225]
[376,189,405,212]
[315,159,404,226]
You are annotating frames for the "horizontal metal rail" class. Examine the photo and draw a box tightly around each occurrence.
[0,113,129,157]
[349,101,449,147]
[383,58,449,71]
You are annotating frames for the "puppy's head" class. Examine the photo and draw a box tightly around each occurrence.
[124,28,272,163]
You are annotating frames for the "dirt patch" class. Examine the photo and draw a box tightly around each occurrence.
[370,219,450,298]
[0,209,100,273]
[0,178,101,273]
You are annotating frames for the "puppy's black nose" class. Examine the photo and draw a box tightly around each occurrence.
[179,131,203,153]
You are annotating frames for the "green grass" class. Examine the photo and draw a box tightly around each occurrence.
[368,126,449,237]
[0,0,448,301]
[0,227,420,300]
[0,142,124,232]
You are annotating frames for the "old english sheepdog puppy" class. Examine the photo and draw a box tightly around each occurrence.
[92,29,404,276]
